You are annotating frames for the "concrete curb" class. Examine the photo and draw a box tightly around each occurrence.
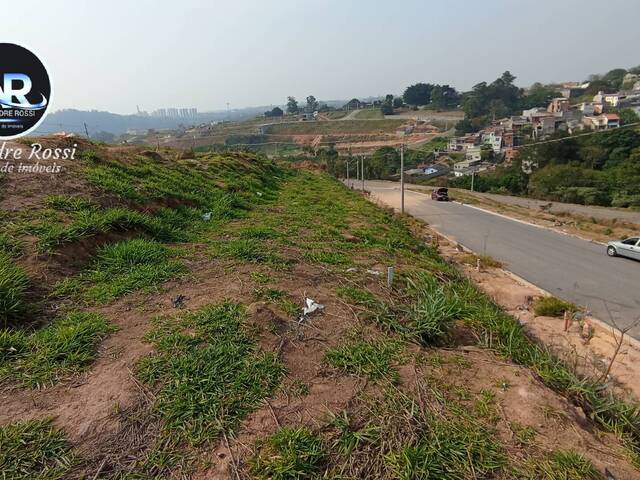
[433,227,640,351]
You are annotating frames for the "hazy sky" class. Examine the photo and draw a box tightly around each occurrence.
[7,0,640,114]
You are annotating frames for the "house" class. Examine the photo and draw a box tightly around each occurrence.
[577,102,597,116]
[465,145,482,161]
[583,113,620,130]
[481,131,502,154]
[447,137,464,151]
[502,131,514,148]
[453,158,482,177]
[532,115,556,138]
[593,91,625,108]
[548,98,570,113]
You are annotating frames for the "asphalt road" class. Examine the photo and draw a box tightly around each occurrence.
[357,180,640,338]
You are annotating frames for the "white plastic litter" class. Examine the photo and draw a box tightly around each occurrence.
[303,298,324,316]
[202,212,212,221]
[298,298,324,324]
[366,269,381,276]
[346,267,357,273]
[256,191,263,197]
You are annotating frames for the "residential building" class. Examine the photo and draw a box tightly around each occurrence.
[583,113,620,130]
[503,147,519,165]
[465,145,482,161]
[532,115,555,138]
[453,158,482,177]
[548,98,570,113]
[481,131,502,154]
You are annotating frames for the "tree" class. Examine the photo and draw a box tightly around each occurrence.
[403,83,433,106]
[286,96,298,114]
[523,83,559,109]
[602,68,627,89]
[306,95,319,113]
[264,106,283,117]
[431,85,460,109]
[393,97,403,108]
[619,108,640,125]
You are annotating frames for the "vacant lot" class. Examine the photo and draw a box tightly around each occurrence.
[1,139,639,479]
[266,118,405,135]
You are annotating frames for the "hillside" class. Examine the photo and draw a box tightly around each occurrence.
[1,139,640,479]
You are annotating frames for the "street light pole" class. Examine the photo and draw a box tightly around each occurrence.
[471,170,475,192]
[346,159,350,186]
[361,156,365,191]
[400,143,405,214]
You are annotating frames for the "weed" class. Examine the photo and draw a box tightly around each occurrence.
[137,302,284,445]
[210,239,281,264]
[533,296,578,317]
[325,336,403,382]
[330,411,380,456]
[0,419,74,480]
[55,239,185,303]
[0,252,29,328]
[0,311,114,387]
[510,421,537,445]
[250,427,325,480]
[516,449,602,479]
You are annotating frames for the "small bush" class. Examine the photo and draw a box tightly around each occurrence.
[250,427,325,480]
[0,252,29,328]
[0,419,74,480]
[533,296,578,317]
[0,311,115,387]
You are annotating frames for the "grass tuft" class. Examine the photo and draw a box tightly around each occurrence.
[0,419,74,480]
[325,336,403,382]
[533,296,578,317]
[0,252,29,328]
[0,311,115,387]
[137,302,284,445]
[250,427,325,480]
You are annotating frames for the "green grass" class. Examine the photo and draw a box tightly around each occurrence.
[0,232,24,257]
[53,239,185,303]
[354,108,384,119]
[209,238,284,265]
[325,335,403,382]
[265,119,405,135]
[250,427,325,480]
[533,296,578,317]
[137,302,284,445]
[517,449,603,479]
[0,419,74,480]
[0,311,114,387]
[0,252,29,328]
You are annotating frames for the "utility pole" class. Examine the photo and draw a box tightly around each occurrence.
[471,170,475,192]
[361,156,365,191]
[400,143,405,214]
[346,159,350,185]
[83,122,89,138]
[356,156,360,184]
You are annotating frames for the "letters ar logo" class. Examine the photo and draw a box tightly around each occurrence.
[0,73,47,110]
[0,43,51,138]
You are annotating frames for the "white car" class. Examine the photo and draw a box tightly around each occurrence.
[607,237,640,260]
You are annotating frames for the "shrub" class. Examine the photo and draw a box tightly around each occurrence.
[532,296,578,317]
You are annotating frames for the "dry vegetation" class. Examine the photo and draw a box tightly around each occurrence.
[1,139,639,479]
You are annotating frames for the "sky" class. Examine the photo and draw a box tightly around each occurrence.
[7,0,640,114]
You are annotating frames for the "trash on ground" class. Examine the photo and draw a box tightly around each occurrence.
[256,191,263,197]
[171,294,187,308]
[366,269,381,276]
[202,212,212,221]
[346,267,357,273]
[298,297,324,324]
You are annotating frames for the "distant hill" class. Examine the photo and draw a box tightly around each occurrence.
[34,106,274,137]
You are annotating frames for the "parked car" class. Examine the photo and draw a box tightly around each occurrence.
[431,187,449,201]
[607,237,640,260]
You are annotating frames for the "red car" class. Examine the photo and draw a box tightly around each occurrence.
[431,187,449,201]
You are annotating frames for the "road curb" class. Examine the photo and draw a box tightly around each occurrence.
[433,227,640,350]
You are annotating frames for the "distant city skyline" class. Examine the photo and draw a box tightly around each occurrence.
[7,0,640,115]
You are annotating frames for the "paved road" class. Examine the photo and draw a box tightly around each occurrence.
[356,180,640,338]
